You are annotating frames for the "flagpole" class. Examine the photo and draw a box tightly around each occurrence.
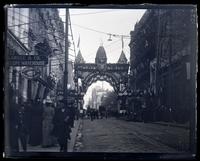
[77,35,80,49]
[122,36,124,50]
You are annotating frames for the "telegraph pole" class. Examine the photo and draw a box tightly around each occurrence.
[189,8,196,154]
[155,9,161,105]
[168,11,173,122]
[64,8,69,108]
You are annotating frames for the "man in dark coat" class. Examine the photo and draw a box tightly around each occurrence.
[52,101,70,152]
[8,83,19,153]
[18,104,29,151]
[68,103,75,128]
[28,100,43,146]
[9,100,19,153]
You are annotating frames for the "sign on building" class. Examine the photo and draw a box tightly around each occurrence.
[8,55,48,66]
[21,67,41,79]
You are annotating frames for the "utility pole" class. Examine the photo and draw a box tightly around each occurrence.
[189,8,196,154]
[168,11,173,122]
[64,8,69,108]
[155,9,161,106]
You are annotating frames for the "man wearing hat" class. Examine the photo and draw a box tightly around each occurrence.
[42,97,55,147]
[52,99,71,152]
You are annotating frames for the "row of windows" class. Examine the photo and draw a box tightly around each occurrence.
[8,8,29,48]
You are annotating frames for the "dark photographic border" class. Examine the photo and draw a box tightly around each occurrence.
[3,3,198,160]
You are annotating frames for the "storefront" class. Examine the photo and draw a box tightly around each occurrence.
[7,29,30,105]
[7,29,56,105]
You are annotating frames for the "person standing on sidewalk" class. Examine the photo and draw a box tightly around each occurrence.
[68,103,75,128]
[9,92,20,153]
[42,98,55,147]
[52,101,70,152]
[28,99,42,146]
[17,104,29,152]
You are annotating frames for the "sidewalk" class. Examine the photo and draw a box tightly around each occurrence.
[68,119,81,152]
[119,116,190,129]
[19,119,81,152]
[151,121,189,129]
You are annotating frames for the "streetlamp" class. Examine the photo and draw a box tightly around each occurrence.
[107,34,112,41]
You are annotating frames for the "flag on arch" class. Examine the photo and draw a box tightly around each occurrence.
[121,36,124,50]
[77,35,80,48]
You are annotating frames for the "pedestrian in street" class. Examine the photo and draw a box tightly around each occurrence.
[99,105,103,119]
[37,100,44,145]
[80,109,83,119]
[17,104,29,152]
[94,109,97,119]
[92,109,96,120]
[9,93,20,153]
[88,105,93,121]
[141,101,146,123]
[105,108,108,119]
[52,101,70,152]
[42,98,55,147]
[75,108,79,120]
[28,99,43,146]
[95,109,99,119]
[87,108,91,119]
[90,108,93,121]
[68,103,75,128]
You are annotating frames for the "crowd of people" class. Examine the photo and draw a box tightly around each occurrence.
[8,97,76,153]
[80,105,108,121]
[124,88,179,123]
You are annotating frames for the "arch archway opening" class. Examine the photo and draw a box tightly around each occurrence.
[83,80,116,111]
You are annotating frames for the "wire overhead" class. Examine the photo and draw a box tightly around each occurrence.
[69,10,119,16]
[68,13,76,59]
[8,8,131,64]
[71,23,130,38]
[8,9,130,39]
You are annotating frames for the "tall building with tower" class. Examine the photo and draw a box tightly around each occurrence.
[90,86,109,110]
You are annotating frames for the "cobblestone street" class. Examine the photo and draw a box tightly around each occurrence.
[77,117,189,153]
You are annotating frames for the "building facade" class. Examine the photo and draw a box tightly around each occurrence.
[6,7,65,105]
[129,9,197,123]
[90,86,109,110]
[56,60,75,100]
[28,8,65,103]
[7,8,30,104]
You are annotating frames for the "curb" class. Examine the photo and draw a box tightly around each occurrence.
[73,120,83,152]
[151,122,189,129]
[118,117,189,129]
[68,119,82,152]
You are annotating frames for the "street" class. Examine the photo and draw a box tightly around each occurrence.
[75,117,189,153]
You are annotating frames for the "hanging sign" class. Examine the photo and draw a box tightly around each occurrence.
[21,67,41,79]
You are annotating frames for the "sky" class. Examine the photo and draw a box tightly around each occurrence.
[58,9,146,107]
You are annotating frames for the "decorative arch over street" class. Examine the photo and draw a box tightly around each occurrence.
[74,45,129,111]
